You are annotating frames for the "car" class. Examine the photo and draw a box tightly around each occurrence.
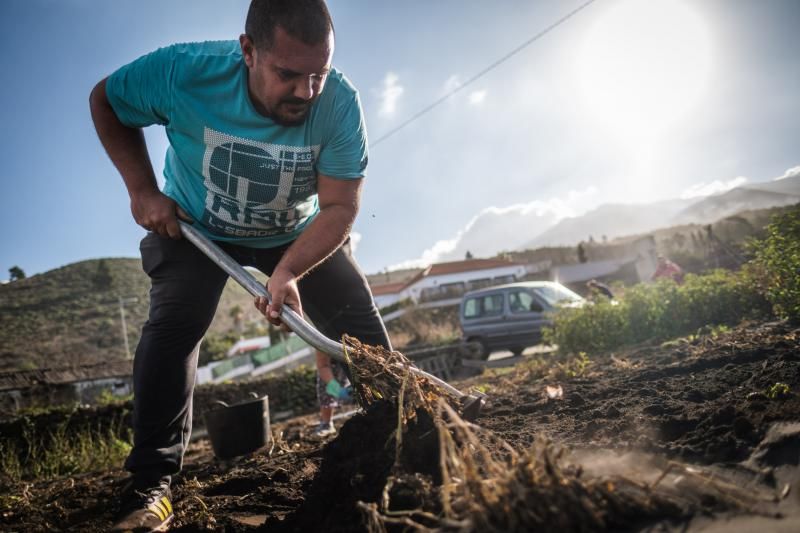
[459,281,584,359]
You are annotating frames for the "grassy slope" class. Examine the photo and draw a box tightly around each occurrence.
[0,258,267,372]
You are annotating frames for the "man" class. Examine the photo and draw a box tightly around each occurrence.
[90,1,391,530]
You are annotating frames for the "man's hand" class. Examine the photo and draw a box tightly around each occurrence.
[255,266,302,330]
[131,190,182,239]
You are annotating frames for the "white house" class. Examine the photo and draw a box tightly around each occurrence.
[371,281,408,309]
[226,335,272,357]
[370,258,532,309]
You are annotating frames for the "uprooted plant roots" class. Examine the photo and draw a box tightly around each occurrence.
[332,336,769,532]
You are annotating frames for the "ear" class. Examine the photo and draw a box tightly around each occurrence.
[239,34,256,68]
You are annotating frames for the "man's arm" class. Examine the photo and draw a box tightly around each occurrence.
[89,78,181,239]
[254,174,362,326]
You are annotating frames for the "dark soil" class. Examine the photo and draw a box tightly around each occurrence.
[1,320,799,532]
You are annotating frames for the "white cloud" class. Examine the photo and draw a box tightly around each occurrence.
[388,188,598,270]
[378,72,404,117]
[774,165,800,181]
[469,90,487,104]
[680,176,748,199]
[349,231,362,254]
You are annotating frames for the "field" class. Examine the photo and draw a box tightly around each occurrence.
[1,319,798,532]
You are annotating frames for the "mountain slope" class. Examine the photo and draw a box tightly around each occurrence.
[745,174,800,196]
[523,199,691,248]
[521,179,800,249]
[0,258,267,372]
[672,186,800,225]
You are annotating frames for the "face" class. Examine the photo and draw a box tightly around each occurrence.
[240,26,334,126]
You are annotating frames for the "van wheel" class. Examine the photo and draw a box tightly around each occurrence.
[465,338,491,360]
[477,339,491,360]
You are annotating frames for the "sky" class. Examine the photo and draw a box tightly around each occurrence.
[0,0,798,278]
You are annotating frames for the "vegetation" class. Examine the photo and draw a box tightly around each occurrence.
[198,331,241,367]
[545,205,800,354]
[0,258,268,372]
[545,270,772,355]
[386,306,461,349]
[0,410,131,483]
[8,266,26,281]
[745,205,800,322]
[766,382,791,400]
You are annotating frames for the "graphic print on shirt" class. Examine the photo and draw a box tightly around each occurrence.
[201,127,320,238]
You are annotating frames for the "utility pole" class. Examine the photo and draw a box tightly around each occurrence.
[117,296,138,359]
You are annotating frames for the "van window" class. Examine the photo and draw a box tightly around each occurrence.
[533,284,583,306]
[508,290,535,313]
[463,293,504,318]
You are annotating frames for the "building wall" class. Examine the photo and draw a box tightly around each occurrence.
[374,293,403,309]
[405,265,526,302]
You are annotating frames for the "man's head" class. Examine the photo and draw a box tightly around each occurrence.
[240,0,334,126]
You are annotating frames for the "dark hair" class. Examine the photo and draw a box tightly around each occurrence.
[245,0,334,50]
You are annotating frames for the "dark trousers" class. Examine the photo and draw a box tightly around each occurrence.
[125,232,391,478]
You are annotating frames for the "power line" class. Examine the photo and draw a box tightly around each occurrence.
[371,0,599,149]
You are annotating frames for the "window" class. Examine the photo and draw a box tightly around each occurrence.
[467,278,492,291]
[533,284,583,306]
[483,294,504,316]
[463,298,480,318]
[463,293,504,318]
[508,290,535,313]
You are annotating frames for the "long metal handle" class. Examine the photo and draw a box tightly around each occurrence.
[178,221,466,399]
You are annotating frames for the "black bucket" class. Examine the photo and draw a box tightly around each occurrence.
[204,395,271,459]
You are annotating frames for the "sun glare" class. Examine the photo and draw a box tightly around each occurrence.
[575,0,712,142]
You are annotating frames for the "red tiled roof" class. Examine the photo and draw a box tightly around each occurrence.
[396,259,525,287]
[424,258,522,276]
[370,281,407,296]
[371,258,523,294]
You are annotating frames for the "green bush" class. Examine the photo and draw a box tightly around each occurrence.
[199,332,240,366]
[746,204,800,322]
[544,269,771,355]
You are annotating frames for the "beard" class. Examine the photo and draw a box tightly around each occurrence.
[271,98,313,127]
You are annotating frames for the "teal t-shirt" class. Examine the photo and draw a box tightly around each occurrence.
[105,40,368,247]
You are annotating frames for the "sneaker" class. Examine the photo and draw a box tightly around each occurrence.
[312,421,337,438]
[111,477,174,532]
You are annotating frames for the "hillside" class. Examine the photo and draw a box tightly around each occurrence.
[673,186,799,225]
[520,176,800,248]
[524,199,691,248]
[0,258,267,372]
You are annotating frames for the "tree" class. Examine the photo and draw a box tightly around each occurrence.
[465,250,474,260]
[8,266,25,281]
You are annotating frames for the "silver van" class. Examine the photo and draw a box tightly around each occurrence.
[459,281,584,358]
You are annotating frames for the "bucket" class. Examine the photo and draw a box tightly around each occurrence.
[204,395,270,459]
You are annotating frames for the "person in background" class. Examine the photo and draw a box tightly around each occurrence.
[586,279,614,300]
[652,255,685,283]
[313,350,351,437]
